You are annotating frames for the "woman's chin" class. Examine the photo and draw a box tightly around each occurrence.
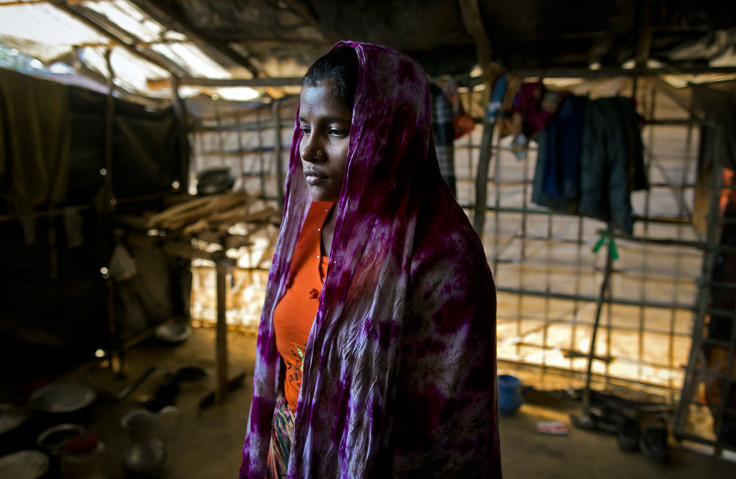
[309,188,338,203]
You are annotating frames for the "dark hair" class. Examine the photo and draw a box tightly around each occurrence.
[303,47,360,111]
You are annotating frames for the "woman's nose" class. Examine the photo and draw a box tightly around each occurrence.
[301,138,324,162]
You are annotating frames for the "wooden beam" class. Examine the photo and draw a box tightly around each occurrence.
[148,76,304,90]
[457,0,492,68]
[473,121,494,235]
[178,76,303,87]
[458,0,495,235]
[56,38,190,49]
[0,0,47,6]
[634,0,656,67]
[214,253,230,405]
[484,66,736,81]
[281,0,321,29]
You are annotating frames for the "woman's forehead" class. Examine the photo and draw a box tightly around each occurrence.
[299,81,351,119]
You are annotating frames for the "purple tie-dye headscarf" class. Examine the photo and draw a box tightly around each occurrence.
[240,41,501,478]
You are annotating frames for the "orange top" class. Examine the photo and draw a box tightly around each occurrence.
[273,201,334,411]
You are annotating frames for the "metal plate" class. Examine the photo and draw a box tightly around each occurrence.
[0,404,30,436]
[0,450,49,479]
[28,383,96,414]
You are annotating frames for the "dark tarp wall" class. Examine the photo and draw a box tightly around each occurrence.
[0,70,189,394]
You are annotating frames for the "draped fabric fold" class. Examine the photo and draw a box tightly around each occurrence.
[0,68,70,214]
[241,41,500,478]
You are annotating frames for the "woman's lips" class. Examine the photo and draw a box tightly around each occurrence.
[304,169,327,184]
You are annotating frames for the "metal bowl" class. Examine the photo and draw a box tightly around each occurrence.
[154,323,192,344]
[36,423,86,455]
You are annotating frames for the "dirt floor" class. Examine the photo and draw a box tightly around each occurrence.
[5,326,736,478]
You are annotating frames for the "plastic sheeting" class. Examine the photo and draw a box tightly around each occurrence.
[0,0,257,100]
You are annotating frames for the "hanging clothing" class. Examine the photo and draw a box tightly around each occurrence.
[440,79,475,140]
[531,95,588,214]
[240,41,500,478]
[0,68,70,215]
[540,95,588,200]
[531,95,647,235]
[578,96,647,235]
[430,82,457,196]
[511,81,568,138]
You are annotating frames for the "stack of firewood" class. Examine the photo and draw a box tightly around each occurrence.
[146,192,280,244]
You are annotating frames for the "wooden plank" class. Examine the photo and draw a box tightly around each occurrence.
[473,122,495,234]
[214,256,230,404]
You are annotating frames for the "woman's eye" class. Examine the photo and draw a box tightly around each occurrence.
[300,126,311,134]
[330,128,348,138]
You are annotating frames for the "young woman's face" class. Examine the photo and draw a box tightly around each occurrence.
[298,79,352,203]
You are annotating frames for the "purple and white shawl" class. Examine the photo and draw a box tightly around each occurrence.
[240,41,501,478]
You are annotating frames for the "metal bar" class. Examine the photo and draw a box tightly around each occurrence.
[498,358,683,395]
[496,286,695,311]
[520,145,532,361]
[460,202,696,226]
[542,205,554,378]
[456,176,698,189]
[469,66,736,84]
[521,148,530,260]
[504,340,690,371]
[498,318,692,341]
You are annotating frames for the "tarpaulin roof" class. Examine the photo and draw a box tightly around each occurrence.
[0,0,259,101]
[2,0,736,104]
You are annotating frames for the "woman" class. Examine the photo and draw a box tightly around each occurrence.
[240,41,501,478]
